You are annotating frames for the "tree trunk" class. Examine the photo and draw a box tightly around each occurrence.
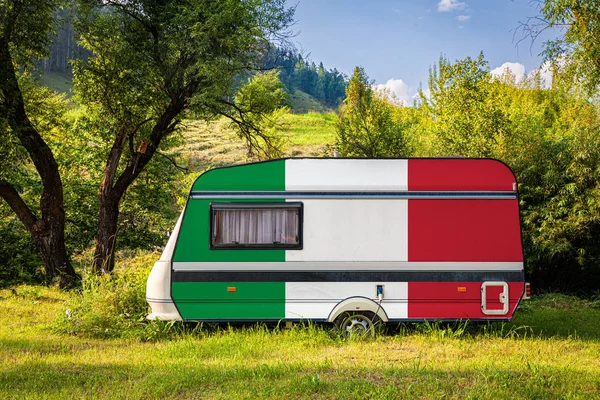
[93,192,120,273]
[34,218,78,288]
[0,182,78,288]
[0,37,78,288]
[91,96,187,274]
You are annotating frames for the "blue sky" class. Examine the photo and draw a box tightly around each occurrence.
[288,0,558,103]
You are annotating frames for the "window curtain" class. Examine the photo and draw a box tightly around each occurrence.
[213,208,298,245]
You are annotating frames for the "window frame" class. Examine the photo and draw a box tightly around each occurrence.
[209,202,303,250]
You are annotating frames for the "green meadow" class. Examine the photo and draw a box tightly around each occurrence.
[2,280,599,399]
[179,112,337,172]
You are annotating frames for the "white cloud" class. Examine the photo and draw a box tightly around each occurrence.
[374,79,411,106]
[456,15,470,22]
[438,0,466,12]
[491,62,526,83]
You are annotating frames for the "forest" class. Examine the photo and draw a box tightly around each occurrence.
[1,0,600,295]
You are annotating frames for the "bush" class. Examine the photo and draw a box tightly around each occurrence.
[55,251,184,341]
[0,210,46,287]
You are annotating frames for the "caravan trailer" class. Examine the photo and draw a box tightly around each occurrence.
[146,158,528,331]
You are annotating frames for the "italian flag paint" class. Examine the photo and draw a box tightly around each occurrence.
[169,159,523,321]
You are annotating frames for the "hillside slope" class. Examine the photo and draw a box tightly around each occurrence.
[177,112,337,173]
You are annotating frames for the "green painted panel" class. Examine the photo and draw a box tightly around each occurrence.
[173,199,285,262]
[191,160,285,192]
[172,282,285,320]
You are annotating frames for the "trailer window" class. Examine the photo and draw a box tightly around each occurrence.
[211,203,302,249]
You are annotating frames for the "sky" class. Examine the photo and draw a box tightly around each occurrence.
[287,0,560,104]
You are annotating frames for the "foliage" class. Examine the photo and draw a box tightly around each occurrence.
[0,0,60,66]
[230,70,290,159]
[0,210,44,286]
[260,46,348,109]
[55,251,159,339]
[537,0,600,94]
[424,53,509,157]
[72,0,295,272]
[0,9,79,286]
[0,77,64,281]
[336,66,411,158]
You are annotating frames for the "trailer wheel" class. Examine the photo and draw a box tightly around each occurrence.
[335,311,379,336]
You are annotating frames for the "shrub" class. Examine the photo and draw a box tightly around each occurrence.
[55,251,183,340]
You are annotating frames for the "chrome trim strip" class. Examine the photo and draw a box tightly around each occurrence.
[172,261,524,272]
[190,191,517,200]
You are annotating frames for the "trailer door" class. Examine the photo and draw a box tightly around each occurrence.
[481,281,509,316]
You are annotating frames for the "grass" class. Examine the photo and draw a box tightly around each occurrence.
[40,70,74,96]
[1,279,600,399]
[287,90,329,114]
[177,112,337,174]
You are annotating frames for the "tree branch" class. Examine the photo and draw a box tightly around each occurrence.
[155,151,189,173]
[0,180,38,233]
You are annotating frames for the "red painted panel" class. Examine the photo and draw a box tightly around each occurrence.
[407,282,523,319]
[408,199,523,262]
[408,159,516,192]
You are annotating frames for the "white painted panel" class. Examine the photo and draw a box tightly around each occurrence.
[285,282,408,319]
[285,159,408,191]
[285,302,339,320]
[160,208,184,262]
[146,260,182,320]
[286,199,408,262]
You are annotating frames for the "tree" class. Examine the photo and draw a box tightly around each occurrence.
[73,0,294,272]
[336,66,410,158]
[521,0,600,94]
[423,53,510,157]
[230,71,289,159]
[0,1,78,287]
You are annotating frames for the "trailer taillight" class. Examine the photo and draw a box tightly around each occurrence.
[523,282,531,299]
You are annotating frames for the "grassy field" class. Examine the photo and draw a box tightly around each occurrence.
[178,112,337,173]
[1,282,599,399]
[40,71,74,97]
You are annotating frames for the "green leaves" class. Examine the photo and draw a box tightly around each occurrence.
[539,0,600,94]
[0,0,62,66]
[335,66,411,158]
[230,70,290,159]
[424,53,507,158]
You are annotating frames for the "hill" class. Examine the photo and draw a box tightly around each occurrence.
[178,111,337,173]
[287,90,329,114]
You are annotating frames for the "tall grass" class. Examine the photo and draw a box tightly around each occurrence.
[54,251,184,341]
